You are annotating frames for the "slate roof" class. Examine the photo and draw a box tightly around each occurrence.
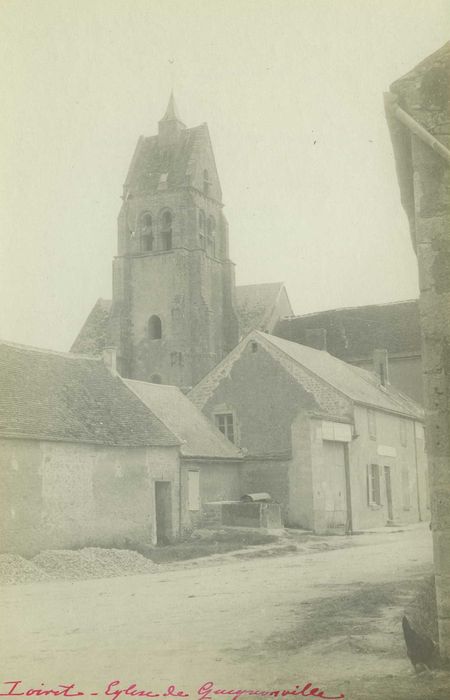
[260,333,423,418]
[71,298,112,356]
[124,124,211,195]
[0,341,179,447]
[123,379,242,460]
[236,282,288,337]
[274,300,421,361]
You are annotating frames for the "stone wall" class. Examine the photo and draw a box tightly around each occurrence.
[387,41,450,658]
[0,438,180,555]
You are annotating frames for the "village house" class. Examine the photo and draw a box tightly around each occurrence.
[121,376,243,530]
[189,331,429,533]
[0,341,241,555]
[275,299,423,403]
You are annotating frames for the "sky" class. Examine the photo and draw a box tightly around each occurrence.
[0,0,449,352]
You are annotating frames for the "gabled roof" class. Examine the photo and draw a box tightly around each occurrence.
[123,379,242,460]
[71,298,112,356]
[0,341,179,447]
[236,282,293,337]
[274,300,421,361]
[124,123,219,197]
[189,331,423,419]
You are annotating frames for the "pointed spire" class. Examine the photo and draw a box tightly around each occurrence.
[158,92,186,146]
[160,91,182,122]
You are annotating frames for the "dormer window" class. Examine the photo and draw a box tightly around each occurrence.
[160,210,173,250]
[203,169,210,196]
[157,173,169,191]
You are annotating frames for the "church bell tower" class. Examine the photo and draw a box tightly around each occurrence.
[108,94,239,387]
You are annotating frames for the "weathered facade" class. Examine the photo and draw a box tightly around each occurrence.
[385,41,450,658]
[106,94,239,387]
[189,332,429,533]
[122,379,243,531]
[0,341,182,554]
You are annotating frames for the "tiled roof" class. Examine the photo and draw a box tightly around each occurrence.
[0,341,179,447]
[123,379,242,460]
[71,298,112,356]
[236,282,287,337]
[259,332,423,418]
[274,300,421,361]
[124,124,209,194]
[189,330,423,420]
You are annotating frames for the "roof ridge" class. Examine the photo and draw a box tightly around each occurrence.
[257,332,422,418]
[281,298,419,320]
[0,339,100,361]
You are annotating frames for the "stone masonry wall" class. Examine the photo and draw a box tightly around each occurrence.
[389,43,450,657]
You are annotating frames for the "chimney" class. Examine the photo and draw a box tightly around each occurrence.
[102,347,117,376]
[373,348,389,387]
[305,328,327,351]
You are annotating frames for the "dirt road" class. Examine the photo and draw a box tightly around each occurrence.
[0,525,433,697]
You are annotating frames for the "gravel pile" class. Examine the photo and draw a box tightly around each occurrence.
[33,550,100,580]
[0,554,52,585]
[33,548,158,580]
[80,548,158,576]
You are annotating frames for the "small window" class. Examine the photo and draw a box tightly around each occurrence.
[400,419,407,447]
[150,374,162,384]
[148,315,162,340]
[188,471,200,511]
[367,409,377,439]
[203,169,210,196]
[368,464,381,506]
[251,341,258,353]
[215,412,235,443]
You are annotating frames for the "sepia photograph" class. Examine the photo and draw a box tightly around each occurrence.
[0,1,449,699]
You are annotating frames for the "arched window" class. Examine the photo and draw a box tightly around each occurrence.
[207,215,215,256]
[148,315,162,340]
[150,374,162,384]
[198,209,206,249]
[140,212,153,252]
[203,169,210,196]
[160,210,173,250]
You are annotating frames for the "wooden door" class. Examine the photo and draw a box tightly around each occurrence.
[323,442,347,528]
